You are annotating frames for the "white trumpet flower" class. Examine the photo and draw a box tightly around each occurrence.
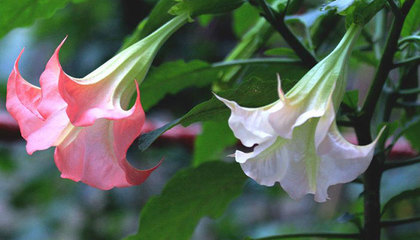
[216,24,384,202]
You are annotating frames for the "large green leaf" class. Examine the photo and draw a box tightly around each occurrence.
[141,60,217,111]
[124,161,247,240]
[169,0,245,18]
[232,2,260,38]
[323,0,386,25]
[401,0,420,37]
[0,0,74,39]
[382,188,420,216]
[141,58,304,111]
[403,116,420,151]
[193,121,237,166]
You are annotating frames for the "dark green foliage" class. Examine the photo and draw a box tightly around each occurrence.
[0,0,78,39]
[382,188,420,215]
[192,121,236,166]
[342,90,359,110]
[169,0,245,18]
[124,162,247,240]
[141,60,216,111]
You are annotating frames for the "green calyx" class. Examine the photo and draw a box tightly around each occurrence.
[286,24,362,108]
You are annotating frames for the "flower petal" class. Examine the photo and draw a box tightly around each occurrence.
[268,79,336,139]
[314,97,336,148]
[279,151,319,200]
[25,108,72,155]
[54,84,158,189]
[215,94,279,147]
[58,72,136,127]
[6,51,44,140]
[277,120,321,200]
[314,124,384,202]
[36,38,68,119]
[239,137,290,186]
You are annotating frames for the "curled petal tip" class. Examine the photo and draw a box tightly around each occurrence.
[375,126,386,143]
[214,94,236,109]
[13,49,25,71]
[276,73,286,102]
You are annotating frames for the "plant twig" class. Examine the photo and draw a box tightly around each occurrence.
[253,0,317,67]
[384,155,420,170]
[396,100,420,108]
[354,1,416,240]
[393,56,420,68]
[381,216,420,227]
[386,0,403,19]
[361,0,415,121]
[399,87,420,95]
[211,58,302,68]
[248,232,361,240]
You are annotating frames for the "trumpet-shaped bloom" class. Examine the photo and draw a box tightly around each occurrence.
[58,15,187,127]
[217,25,384,202]
[6,15,187,190]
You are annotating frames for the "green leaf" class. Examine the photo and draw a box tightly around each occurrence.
[401,0,420,37]
[342,90,359,109]
[0,0,73,39]
[193,121,237,166]
[404,116,420,151]
[382,188,420,215]
[351,50,378,67]
[141,60,217,111]
[138,119,181,151]
[0,148,15,173]
[323,0,386,25]
[216,19,274,87]
[169,0,245,18]
[264,47,299,58]
[141,58,304,112]
[197,14,213,26]
[232,2,260,37]
[125,162,247,240]
[348,0,386,25]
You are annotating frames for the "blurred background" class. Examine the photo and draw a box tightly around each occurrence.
[0,0,419,239]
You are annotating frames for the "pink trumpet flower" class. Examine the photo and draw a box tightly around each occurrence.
[6,14,187,189]
[7,49,156,190]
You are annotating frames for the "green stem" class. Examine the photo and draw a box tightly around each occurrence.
[361,0,415,121]
[399,87,420,95]
[386,0,403,19]
[212,58,302,67]
[373,10,386,59]
[393,56,420,68]
[381,216,420,227]
[384,155,420,170]
[249,232,360,240]
[396,100,420,107]
[254,0,318,67]
[354,1,416,240]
